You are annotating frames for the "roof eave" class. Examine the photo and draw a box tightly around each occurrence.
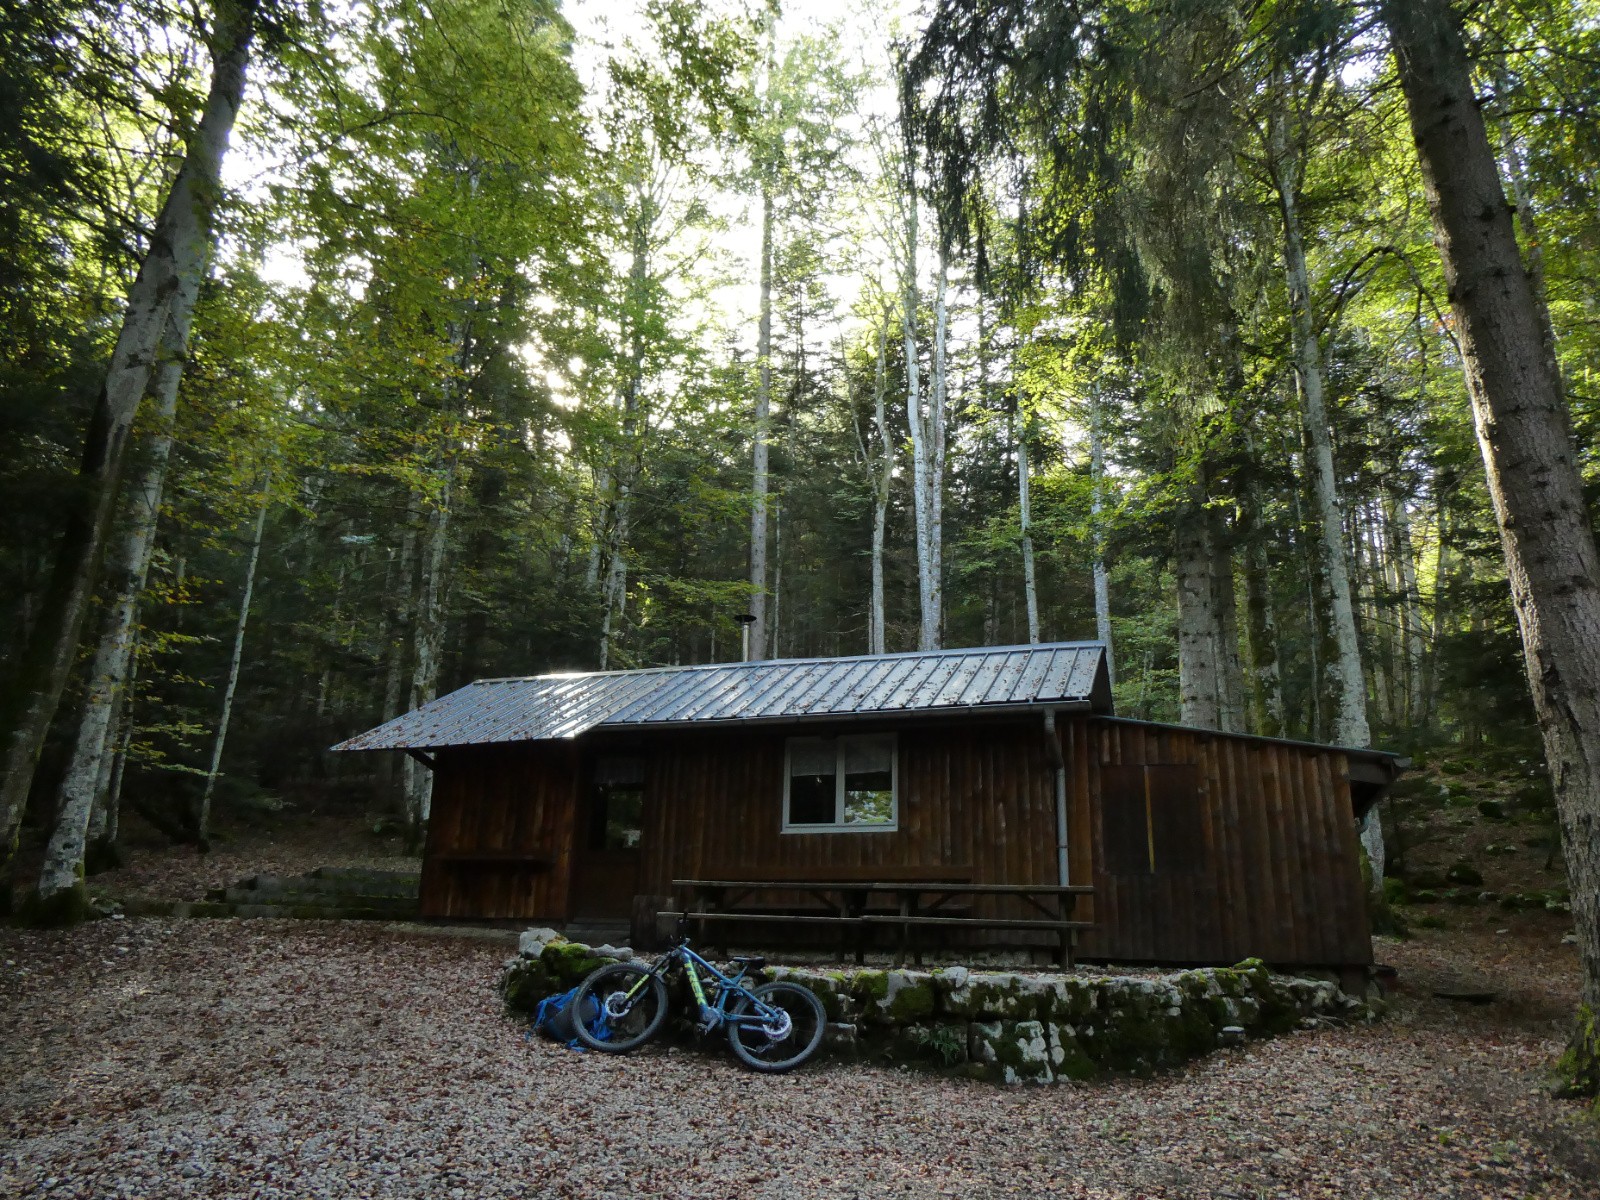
[328,698,1097,753]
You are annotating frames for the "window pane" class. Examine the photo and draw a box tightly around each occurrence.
[788,738,835,776]
[843,781,893,825]
[841,734,893,775]
[842,735,894,825]
[604,785,644,849]
[788,774,836,825]
[594,755,647,787]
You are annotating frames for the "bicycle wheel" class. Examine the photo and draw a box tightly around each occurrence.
[570,963,668,1053]
[726,981,826,1073]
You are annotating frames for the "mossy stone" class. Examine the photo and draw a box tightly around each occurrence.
[17,883,97,928]
[539,941,609,986]
[1446,861,1483,886]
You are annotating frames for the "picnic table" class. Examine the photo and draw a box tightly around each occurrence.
[662,877,1095,967]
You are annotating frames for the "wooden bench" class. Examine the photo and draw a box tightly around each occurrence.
[667,878,1094,967]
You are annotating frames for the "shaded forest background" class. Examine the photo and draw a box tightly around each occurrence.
[1,0,1596,1020]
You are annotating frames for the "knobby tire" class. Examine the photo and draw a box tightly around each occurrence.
[726,981,826,1073]
[571,963,668,1053]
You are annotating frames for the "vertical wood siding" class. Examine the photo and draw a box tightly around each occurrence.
[416,713,1372,965]
[1075,719,1371,966]
[420,743,577,920]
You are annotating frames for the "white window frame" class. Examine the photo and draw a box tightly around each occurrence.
[781,733,898,833]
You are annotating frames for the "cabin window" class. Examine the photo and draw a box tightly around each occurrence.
[783,734,897,832]
[590,755,646,850]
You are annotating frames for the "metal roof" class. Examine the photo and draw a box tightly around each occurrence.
[332,642,1114,751]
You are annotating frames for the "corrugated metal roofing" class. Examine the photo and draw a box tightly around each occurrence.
[332,642,1113,751]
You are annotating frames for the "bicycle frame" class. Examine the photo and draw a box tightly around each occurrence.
[621,941,781,1031]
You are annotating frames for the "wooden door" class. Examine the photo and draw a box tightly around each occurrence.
[567,753,646,919]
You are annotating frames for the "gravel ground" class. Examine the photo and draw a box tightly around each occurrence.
[1,918,1594,1199]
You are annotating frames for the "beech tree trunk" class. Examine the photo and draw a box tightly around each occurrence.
[748,179,775,660]
[868,310,892,655]
[1017,413,1040,644]
[1384,0,1600,1093]
[0,0,258,912]
[900,173,935,650]
[35,295,194,902]
[196,486,269,848]
[404,463,454,841]
[1268,101,1370,752]
[1089,403,1114,681]
[907,253,949,650]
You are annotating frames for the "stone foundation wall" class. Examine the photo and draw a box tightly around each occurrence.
[501,931,1378,1084]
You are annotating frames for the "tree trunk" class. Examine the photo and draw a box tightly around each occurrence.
[1384,0,1600,1094]
[1210,510,1248,735]
[901,174,935,651]
[869,309,892,655]
[0,0,258,913]
[748,179,775,660]
[1237,466,1286,737]
[1268,100,1370,752]
[909,252,949,651]
[35,298,192,903]
[1176,496,1221,730]
[1419,497,1451,731]
[196,485,269,849]
[1018,414,1040,644]
[1089,399,1114,682]
[379,527,417,803]
[404,463,454,844]
[599,204,651,669]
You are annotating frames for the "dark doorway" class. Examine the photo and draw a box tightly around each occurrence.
[568,754,646,919]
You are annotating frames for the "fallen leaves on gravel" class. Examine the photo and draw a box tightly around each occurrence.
[1,919,1594,1199]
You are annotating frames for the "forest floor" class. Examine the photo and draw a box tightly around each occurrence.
[2,789,1597,1199]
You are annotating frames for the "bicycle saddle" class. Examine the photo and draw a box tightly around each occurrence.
[730,955,766,971]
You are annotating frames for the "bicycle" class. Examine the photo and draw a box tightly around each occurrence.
[569,935,826,1073]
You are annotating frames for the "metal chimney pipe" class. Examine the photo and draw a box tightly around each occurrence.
[735,613,757,663]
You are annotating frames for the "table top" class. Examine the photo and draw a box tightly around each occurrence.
[673,879,1094,895]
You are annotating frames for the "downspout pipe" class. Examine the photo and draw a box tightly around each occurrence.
[1043,708,1069,886]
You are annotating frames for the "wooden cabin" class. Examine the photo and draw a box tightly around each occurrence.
[334,643,1403,970]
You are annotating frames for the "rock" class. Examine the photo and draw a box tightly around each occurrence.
[766,967,860,1022]
[1433,988,1496,1005]
[518,927,564,958]
[590,944,634,962]
[968,1020,1055,1084]
[934,969,1051,1020]
[1476,800,1507,821]
[1561,933,1578,945]
[819,1022,860,1059]
[1445,861,1483,886]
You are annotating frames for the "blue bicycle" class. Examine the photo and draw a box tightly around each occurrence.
[569,937,826,1072]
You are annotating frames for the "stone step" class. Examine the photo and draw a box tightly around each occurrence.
[222,886,419,911]
[223,870,420,902]
[119,897,420,921]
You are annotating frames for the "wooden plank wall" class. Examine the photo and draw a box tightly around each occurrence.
[420,743,577,920]
[416,714,1371,965]
[1074,718,1371,967]
[630,719,1090,928]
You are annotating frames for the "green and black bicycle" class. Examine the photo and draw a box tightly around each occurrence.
[570,935,826,1073]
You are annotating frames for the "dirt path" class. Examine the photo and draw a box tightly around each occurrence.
[0,918,1593,1199]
